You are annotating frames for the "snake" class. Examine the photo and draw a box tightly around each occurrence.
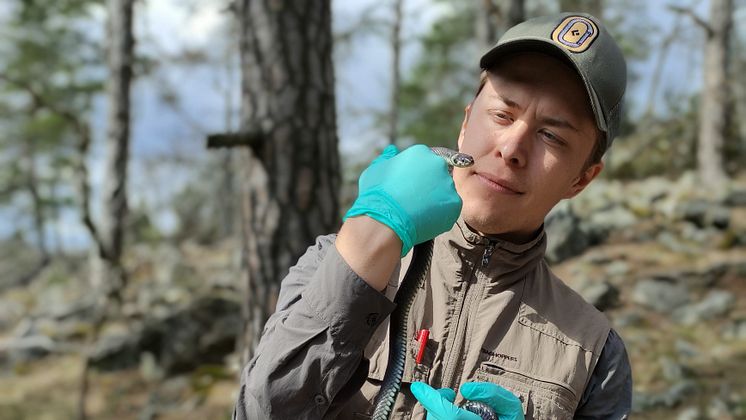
[370,147,497,420]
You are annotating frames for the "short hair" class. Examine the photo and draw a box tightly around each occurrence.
[474,70,605,169]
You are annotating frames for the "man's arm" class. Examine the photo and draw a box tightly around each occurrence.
[574,329,633,419]
[234,233,397,420]
[234,145,463,419]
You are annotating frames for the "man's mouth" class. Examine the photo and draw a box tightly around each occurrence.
[475,172,524,195]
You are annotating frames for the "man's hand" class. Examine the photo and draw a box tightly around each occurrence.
[411,381,524,420]
[343,144,462,257]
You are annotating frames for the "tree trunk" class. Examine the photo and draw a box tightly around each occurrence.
[78,1,134,418]
[559,0,603,17]
[388,0,404,146]
[236,0,340,364]
[476,0,525,52]
[95,0,134,299]
[698,0,732,186]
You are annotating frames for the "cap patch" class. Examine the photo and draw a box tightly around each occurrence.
[551,16,598,53]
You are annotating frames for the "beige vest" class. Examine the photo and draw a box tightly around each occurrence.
[337,220,610,419]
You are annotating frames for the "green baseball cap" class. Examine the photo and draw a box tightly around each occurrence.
[480,13,627,149]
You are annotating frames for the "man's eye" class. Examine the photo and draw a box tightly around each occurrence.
[492,112,511,122]
[541,130,565,145]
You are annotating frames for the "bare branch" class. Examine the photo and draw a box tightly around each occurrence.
[0,73,109,259]
[667,4,713,36]
[206,130,265,156]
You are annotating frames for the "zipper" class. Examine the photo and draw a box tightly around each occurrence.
[481,240,496,267]
[441,241,494,389]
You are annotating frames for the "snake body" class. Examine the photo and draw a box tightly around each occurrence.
[370,147,496,420]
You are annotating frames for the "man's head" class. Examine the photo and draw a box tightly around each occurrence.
[453,13,627,241]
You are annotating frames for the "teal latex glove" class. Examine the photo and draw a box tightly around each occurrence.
[411,381,524,420]
[411,382,474,420]
[343,144,462,256]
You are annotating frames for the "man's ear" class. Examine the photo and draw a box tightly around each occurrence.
[457,103,473,150]
[565,161,604,199]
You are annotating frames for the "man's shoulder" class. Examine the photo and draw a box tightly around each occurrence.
[522,261,611,353]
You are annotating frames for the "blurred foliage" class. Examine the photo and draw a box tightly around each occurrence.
[396,1,479,147]
[0,0,104,247]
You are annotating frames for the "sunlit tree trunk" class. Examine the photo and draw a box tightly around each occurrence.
[79,1,134,418]
[388,0,404,146]
[476,0,525,52]
[94,0,134,301]
[236,0,340,365]
[560,0,603,17]
[698,0,732,186]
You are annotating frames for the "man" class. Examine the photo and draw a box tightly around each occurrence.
[234,12,631,420]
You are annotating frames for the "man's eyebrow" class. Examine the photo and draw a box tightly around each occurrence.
[490,94,522,110]
[541,116,579,132]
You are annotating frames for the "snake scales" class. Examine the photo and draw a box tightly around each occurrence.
[370,147,497,420]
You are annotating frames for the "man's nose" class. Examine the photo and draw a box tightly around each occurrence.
[495,121,530,168]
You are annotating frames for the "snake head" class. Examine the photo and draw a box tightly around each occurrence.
[450,153,475,168]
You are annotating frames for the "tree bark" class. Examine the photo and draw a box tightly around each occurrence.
[559,0,603,17]
[476,0,525,52]
[388,0,404,146]
[697,0,732,186]
[96,0,134,300]
[236,0,340,364]
[79,1,134,419]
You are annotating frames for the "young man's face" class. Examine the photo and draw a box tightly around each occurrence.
[453,52,603,241]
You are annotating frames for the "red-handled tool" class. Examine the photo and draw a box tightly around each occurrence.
[415,329,430,364]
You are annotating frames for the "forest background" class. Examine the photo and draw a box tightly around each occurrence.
[1,0,746,419]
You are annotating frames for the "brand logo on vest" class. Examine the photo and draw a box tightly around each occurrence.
[481,348,518,362]
[551,16,598,53]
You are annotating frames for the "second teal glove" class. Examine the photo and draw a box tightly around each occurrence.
[343,144,462,256]
[411,381,525,420]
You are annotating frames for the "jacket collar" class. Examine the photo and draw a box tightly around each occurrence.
[434,217,547,287]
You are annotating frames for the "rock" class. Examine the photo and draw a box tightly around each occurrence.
[0,298,24,331]
[632,381,698,411]
[632,279,690,313]
[659,357,693,382]
[676,407,702,420]
[583,205,638,242]
[722,319,746,340]
[90,333,141,371]
[606,261,631,277]
[707,398,731,418]
[662,381,698,407]
[676,200,731,230]
[678,200,710,228]
[614,311,644,328]
[647,264,726,289]
[673,290,735,325]
[578,281,620,312]
[90,295,240,376]
[545,203,592,264]
[675,340,701,359]
[707,206,731,230]
[0,335,57,365]
[627,177,671,216]
[723,189,746,206]
[656,231,699,254]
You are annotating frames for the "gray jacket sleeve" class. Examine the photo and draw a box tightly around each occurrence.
[233,234,396,420]
[574,328,633,419]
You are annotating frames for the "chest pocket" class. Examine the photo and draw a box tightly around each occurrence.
[476,360,576,420]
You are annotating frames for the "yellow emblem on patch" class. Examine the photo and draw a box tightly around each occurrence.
[551,16,598,53]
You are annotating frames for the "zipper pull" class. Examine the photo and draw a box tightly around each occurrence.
[481,241,495,267]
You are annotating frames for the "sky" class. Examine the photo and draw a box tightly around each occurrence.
[2,0,741,251]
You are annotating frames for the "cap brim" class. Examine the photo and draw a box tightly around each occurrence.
[480,38,608,137]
